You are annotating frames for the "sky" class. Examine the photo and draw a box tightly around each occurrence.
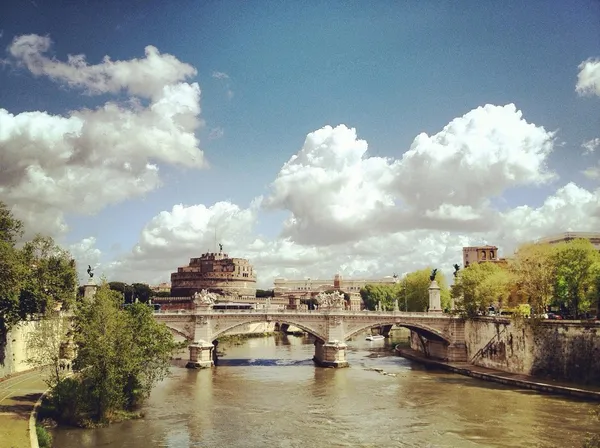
[1,0,600,288]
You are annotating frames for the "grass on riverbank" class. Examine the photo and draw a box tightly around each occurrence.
[38,394,143,429]
[35,424,52,448]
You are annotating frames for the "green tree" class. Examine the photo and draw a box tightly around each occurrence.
[0,206,77,366]
[132,283,152,303]
[510,242,557,314]
[403,268,451,312]
[0,203,25,346]
[359,284,397,310]
[453,262,512,317]
[552,239,599,318]
[68,282,176,423]
[20,235,78,313]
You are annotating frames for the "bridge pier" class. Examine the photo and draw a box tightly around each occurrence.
[313,340,349,368]
[186,341,215,369]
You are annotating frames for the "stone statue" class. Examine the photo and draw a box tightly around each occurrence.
[193,289,218,306]
[87,265,94,279]
[219,243,223,252]
[315,291,345,309]
[430,268,438,282]
[453,264,460,278]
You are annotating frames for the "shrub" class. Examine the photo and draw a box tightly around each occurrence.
[36,424,53,448]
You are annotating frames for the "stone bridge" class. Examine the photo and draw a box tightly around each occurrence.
[154,308,466,368]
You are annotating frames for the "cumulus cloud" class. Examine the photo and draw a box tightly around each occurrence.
[583,138,600,155]
[108,181,600,289]
[8,34,197,98]
[496,183,600,249]
[106,201,259,282]
[264,104,556,245]
[33,99,596,290]
[1,34,206,238]
[576,58,600,97]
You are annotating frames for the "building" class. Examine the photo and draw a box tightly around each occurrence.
[273,273,399,310]
[170,248,257,299]
[462,245,503,268]
[534,232,600,250]
[151,282,171,294]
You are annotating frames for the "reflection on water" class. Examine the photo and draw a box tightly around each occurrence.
[53,332,597,448]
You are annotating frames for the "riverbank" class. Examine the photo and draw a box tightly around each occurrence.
[395,346,600,402]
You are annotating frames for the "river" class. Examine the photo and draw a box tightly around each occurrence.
[53,332,596,447]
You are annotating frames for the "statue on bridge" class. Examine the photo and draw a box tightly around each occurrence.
[430,268,438,282]
[193,289,218,307]
[315,291,345,309]
[453,264,460,278]
[87,265,94,279]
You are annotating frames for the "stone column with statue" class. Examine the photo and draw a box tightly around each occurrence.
[428,268,442,313]
[83,265,98,299]
[187,290,218,369]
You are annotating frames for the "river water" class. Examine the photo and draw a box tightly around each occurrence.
[53,332,596,448]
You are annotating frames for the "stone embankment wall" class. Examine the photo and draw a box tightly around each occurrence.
[0,321,37,378]
[466,318,600,385]
[410,318,600,386]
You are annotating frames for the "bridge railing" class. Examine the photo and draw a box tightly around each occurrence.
[154,309,453,318]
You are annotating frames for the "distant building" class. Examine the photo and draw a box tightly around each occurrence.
[534,232,600,251]
[273,273,399,310]
[462,245,501,268]
[151,282,171,294]
[170,248,257,299]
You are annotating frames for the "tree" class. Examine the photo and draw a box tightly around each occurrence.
[403,268,451,312]
[19,235,78,314]
[67,282,177,423]
[552,239,600,318]
[360,284,397,310]
[132,283,152,303]
[0,203,25,345]
[509,243,557,314]
[453,262,512,317]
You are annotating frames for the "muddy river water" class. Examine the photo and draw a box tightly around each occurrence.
[52,332,597,447]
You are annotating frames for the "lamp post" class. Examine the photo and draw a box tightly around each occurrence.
[403,279,407,312]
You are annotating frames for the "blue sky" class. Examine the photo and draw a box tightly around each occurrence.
[1,1,599,286]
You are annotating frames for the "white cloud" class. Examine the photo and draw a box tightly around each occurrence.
[576,58,600,97]
[68,237,102,282]
[264,104,556,245]
[582,138,600,155]
[1,35,206,239]
[109,180,600,289]
[8,34,197,98]
[496,183,600,250]
[212,71,229,80]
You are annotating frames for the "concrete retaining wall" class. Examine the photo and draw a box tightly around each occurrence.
[0,321,37,379]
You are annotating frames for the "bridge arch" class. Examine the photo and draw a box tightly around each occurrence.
[344,321,450,343]
[165,325,192,342]
[213,318,328,343]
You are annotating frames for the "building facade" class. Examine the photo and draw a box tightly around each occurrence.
[534,232,600,250]
[151,282,171,294]
[462,245,501,268]
[170,249,257,299]
[272,273,399,310]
